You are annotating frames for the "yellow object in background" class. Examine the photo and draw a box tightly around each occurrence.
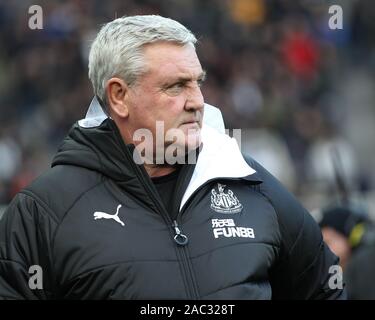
[349,223,365,248]
[229,0,266,26]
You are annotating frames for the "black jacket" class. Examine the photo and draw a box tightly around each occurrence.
[0,118,345,299]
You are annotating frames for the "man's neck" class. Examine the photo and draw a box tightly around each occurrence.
[144,164,177,178]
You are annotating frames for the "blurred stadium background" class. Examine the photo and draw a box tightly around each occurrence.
[1,0,375,222]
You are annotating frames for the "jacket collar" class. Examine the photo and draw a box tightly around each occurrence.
[74,97,260,210]
[180,124,259,210]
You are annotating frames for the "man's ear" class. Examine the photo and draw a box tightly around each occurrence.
[106,77,130,118]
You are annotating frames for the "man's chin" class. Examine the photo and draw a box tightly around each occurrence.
[161,136,201,165]
[185,130,202,150]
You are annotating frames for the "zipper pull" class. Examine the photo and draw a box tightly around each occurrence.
[172,220,189,246]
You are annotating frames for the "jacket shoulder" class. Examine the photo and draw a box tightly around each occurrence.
[243,154,311,245]
[243,154,345,299]
[22,165,103,222]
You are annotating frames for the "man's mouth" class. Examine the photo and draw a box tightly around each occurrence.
[180,121,201,130]
[181,118,201,125]
[182,120,199,125]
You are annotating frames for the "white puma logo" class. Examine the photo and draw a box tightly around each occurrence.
[93,204,124,227]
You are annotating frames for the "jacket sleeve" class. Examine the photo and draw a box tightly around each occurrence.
[244,156,346,300]
[0,192,57,300]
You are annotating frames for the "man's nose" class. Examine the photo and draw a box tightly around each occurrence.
[184,84,204,112]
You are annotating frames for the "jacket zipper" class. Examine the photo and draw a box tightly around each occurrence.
[110,123,199,299]
[172,220,188,245]
[174,177,254,299]
[148,176,246,299]
[134,164,250,299]
[137,180,198,299]
[110,121,256,299]
[137,175,198,299]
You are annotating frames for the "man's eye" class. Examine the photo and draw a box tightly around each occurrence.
[165,83,184,95]
[197,79,204,87]
[171,82,184,89]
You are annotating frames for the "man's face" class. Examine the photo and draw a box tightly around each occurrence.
[125,42,205,160]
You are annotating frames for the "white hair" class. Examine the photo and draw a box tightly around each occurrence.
[88,15,197,107]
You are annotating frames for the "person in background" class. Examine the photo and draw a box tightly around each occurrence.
[319,204,375,299]
[319,205,370,269]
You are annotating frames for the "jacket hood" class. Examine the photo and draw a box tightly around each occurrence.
[52,97,226,180]
[53,116,137,183]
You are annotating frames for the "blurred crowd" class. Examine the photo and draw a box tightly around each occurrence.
[1,0,375,299]
[1,0,375,209]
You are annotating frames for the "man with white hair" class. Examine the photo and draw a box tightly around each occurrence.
[0,15,345,299]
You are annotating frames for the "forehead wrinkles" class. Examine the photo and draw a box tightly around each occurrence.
[142,43,202,81]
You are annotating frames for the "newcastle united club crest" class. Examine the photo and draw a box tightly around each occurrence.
[211,183,243,214]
